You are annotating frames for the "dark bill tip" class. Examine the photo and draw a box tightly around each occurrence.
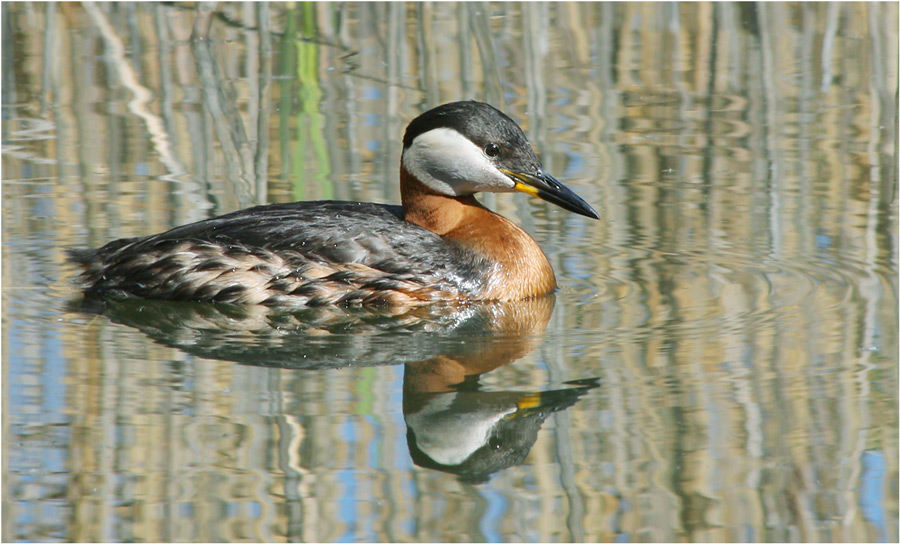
[505,169,601,220]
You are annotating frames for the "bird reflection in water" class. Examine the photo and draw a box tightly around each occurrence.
[400,299,599,483]
[71,295,599,482]
[405,366,598,484]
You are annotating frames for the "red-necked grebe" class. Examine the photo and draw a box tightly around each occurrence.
[69,101,600,306]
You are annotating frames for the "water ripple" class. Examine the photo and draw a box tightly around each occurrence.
[562,232,890,346]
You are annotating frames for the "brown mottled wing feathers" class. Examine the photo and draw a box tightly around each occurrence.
[69,201,491,306]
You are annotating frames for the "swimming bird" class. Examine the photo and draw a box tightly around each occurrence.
[69,101,600,307]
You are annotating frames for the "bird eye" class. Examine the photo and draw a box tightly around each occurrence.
[484,143,500,158]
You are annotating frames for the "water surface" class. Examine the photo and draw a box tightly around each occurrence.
[2,3,897,542]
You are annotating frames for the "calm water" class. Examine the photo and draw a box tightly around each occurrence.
[2,2,898,542]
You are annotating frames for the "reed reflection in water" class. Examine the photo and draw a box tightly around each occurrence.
[2,2,898,542]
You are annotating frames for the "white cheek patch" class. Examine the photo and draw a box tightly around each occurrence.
[402,127,515,196]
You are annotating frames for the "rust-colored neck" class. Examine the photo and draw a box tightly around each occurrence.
[400,166,557,300]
